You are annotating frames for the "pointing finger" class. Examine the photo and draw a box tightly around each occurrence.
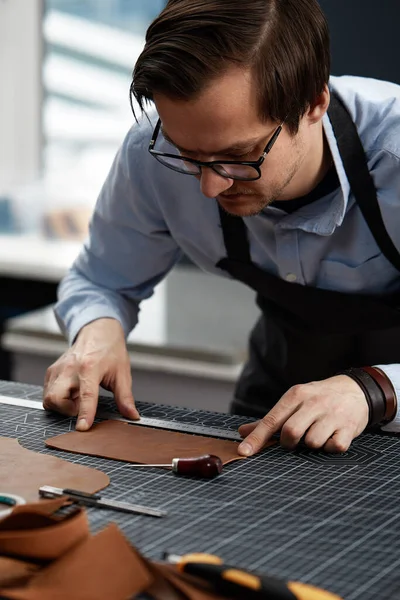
[76,377,99,431]
[113,372,140,421]
[238,421,259,438]
[238,398,300,456]
[238,411,282,456]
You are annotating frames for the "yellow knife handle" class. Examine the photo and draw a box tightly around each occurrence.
[174,553,344,600]
[289,581,343,600]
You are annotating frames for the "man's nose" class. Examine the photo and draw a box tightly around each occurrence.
[199,168,234,198]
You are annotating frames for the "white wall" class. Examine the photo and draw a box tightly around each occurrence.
[0,0,42,187]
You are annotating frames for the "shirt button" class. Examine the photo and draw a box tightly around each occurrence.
[285,273,297,282]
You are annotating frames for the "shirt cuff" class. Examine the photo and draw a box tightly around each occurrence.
[54,304,132,346]
[375,364,400,432]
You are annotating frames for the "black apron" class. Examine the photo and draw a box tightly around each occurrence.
[216,93,400,417]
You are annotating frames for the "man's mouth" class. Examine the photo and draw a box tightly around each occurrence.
[219,192,254,202]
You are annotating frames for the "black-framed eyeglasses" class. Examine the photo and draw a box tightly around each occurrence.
[148,118,284,182]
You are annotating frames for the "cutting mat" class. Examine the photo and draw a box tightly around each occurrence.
[1,380,400,600]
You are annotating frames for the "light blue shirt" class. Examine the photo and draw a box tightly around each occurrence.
[55,75,400,431]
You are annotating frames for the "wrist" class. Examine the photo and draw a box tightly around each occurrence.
[75,318,124,347]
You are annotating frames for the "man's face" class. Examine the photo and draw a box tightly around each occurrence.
[153,67,314,217]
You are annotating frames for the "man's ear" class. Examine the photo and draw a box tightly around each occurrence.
[307,85,330,125]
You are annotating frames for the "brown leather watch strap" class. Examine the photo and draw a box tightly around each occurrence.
[338,368,385,426]
[361,367,397,424]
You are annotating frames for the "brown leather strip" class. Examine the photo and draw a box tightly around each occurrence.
[0,501,89,562]
[339,368,384,426]
[362,366,397,423]
[4,524,153,600]
[3,497,69,519]
[156,563,219,600]
[145,561,189,600]
[0,556,39,589]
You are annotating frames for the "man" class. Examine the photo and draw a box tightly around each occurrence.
[44,0,400,455]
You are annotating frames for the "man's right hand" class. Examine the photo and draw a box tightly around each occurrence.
[43,318,139,431]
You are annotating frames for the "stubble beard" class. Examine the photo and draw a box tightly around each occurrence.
[219,162,301,218]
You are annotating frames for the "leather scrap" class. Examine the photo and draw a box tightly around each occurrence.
[145,560,189,600]
[0,437,109,503]
[0,499,88,562]
[45,419,247,466]
[3,523,153,600]
[0,557,39,589]
[157,563,220,600]
[0,500,297,600]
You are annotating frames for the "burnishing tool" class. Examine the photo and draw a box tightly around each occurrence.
[128,454,223,478]
[164,552,343,600]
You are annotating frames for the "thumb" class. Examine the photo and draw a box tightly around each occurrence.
[113,373,140,421]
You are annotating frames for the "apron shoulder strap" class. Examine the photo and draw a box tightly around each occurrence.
[328,92,400,272]
[218,207,251,263]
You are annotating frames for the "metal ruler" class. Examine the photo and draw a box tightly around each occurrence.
[0,394,242,441]
[97,410,242,441]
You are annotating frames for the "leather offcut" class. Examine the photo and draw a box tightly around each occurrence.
[0,437,110,503]
[2,523,153,600]
[0,557,39,589]
[45,419,247,466]
[0,498,89,562]
[0,499,323,600]
[157,563,220,600]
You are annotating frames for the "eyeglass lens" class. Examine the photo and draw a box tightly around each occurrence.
[155,154,259,180]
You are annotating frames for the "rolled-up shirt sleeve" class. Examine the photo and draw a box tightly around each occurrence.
[376,364,400,432]
[55,120,183,345]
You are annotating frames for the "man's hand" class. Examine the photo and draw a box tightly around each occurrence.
[43,318,139,431]
[238,375,369,456]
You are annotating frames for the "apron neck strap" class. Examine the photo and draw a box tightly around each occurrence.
[218,207,251,263]
[328,92,400,272]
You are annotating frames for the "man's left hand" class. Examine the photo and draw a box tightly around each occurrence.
[238,375,369,455]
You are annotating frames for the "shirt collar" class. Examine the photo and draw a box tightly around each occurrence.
[267,112,352,236]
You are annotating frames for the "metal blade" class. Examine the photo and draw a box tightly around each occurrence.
[96,497,167,518]
[39,485,167,518]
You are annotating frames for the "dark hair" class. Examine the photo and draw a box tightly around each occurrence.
[130,0,330,134]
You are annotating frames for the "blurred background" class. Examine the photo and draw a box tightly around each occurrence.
[1,0,399,240]
[1,0,166,238]
[0,0,398,409]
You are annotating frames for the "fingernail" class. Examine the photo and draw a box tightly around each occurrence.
[238,442,253,456]
[125,407,139,420]
[76,418,88,431]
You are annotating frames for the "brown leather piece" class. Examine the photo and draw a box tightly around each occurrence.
[4,524,153,600]
[0,437,109,503]
[0,500,295,600]
[45,420,246,466]
[157,564,219,600]
[0,499,89,562]
[0,557,39,589]
[145,560,189,600]
[5,498,69,518]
